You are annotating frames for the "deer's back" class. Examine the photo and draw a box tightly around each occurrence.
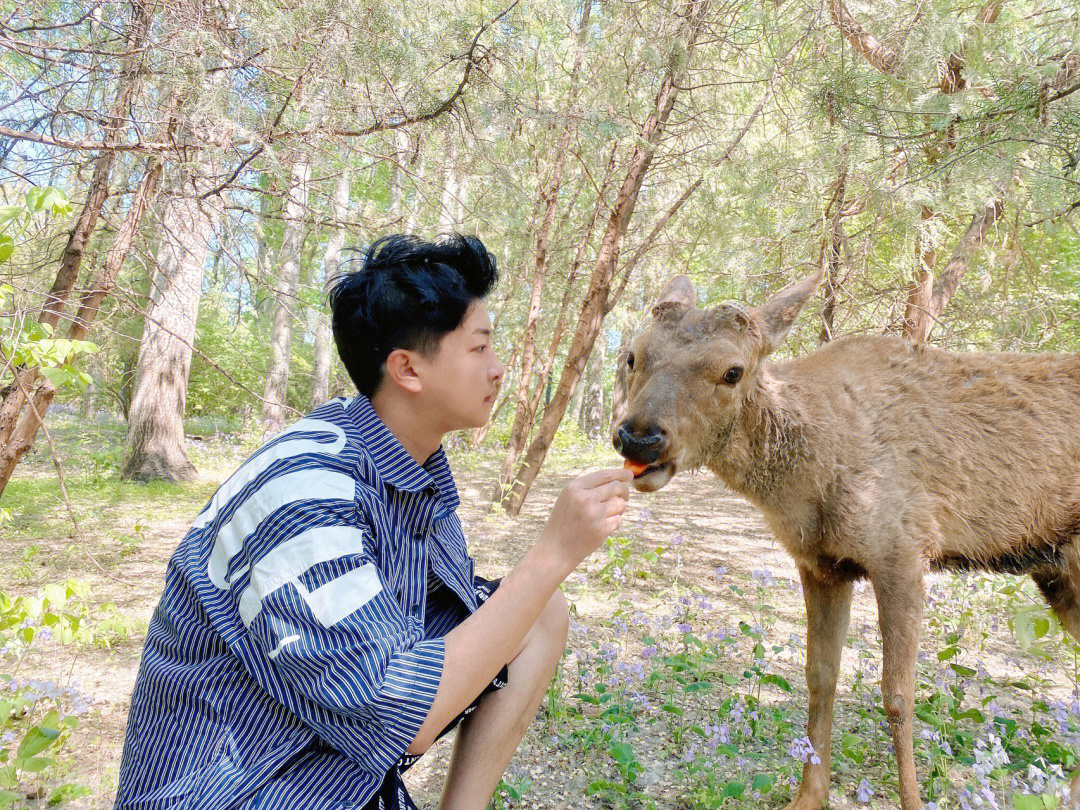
[784,335,1080,563]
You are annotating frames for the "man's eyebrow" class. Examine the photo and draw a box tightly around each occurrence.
[474,328,492,336]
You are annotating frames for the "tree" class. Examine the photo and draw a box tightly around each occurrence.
[0,0,153,459]
[261,157,311,436]
[310,169,351,409]
[122,172,222,481]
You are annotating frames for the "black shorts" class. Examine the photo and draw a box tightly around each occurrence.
[362,576,508,810]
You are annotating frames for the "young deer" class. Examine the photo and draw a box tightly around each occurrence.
[613,271,1080,810]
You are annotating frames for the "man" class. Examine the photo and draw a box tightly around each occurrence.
[114,234,632,810]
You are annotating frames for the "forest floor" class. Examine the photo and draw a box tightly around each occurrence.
[2,411,1079,809]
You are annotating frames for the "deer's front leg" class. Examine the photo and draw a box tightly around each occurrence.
[872,567,925,810]
[785,567,853,810]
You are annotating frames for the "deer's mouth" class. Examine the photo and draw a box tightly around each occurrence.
[629,460,675,492]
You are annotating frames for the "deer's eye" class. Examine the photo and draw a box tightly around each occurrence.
[722,366,743,385]
[626,352,635,370]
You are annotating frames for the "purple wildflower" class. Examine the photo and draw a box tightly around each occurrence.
[788,736,821,765]
[856,778,874,803]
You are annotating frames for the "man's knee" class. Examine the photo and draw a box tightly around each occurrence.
[513,590,569,664]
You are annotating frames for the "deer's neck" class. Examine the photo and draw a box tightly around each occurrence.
[708,365,810,505]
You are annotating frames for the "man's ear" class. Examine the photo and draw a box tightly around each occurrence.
[383,348,423,394]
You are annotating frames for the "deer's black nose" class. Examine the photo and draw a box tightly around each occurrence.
[613,421,667,463]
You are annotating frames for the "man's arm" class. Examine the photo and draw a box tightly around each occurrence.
[407,467,631,754]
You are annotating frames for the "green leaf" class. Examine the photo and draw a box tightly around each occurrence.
[1013,611,1035,650]
[661,703,684,716]
[39,366,71,387]
[16,726,60,759]
[683,681,712,693]
[17,755,54,773]
[609,741,635,768]
[47,189,72,216]
[0,236,12,264]
[41,585,66,610]
[24,187,46,211]
[841,731,865,764]
[585,779,623,796]
[48,784,91,805]
[0,789,18,808]
[1033,616,1050,639]
[761,674,793,692]
[40,711,61,731]
[953,708,986,723]
[1013,794,1045,810]
[721,781,745,799]
[938,645,959,661]
[752,773,775,793]
[950,664,977,677]
[0,206,21,229]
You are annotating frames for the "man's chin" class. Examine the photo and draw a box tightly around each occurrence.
[630,461,676,492]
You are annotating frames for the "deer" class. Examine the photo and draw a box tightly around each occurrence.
[612,270,1080,810]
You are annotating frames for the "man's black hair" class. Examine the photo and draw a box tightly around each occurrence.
[328,233,499,398]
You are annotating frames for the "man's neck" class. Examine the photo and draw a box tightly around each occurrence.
[369,389,443,466]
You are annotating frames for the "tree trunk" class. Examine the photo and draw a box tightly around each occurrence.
[493,3,593,500]
[501,1,709,515]
[609,329,632,433]
[524,146,619,427]
[826,0,898,74]
[253,189,278,316]
[388,128,410,225]
[903,200,1003,345]
[261,158,311,435]
[902,205,940,340]
[0,0,152,450]
[580,330,606,440]
[122,172,222,482]
[311,169,350,409]
[819,160,848,343]
[0,154,163,496]
[437,135,459,234]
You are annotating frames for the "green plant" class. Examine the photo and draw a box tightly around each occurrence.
[489,775,532,809]
[0,580,95,807]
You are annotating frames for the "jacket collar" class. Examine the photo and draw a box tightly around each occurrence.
[346,394,460,511]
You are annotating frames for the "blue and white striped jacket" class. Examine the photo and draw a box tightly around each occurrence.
[114,395,479,809]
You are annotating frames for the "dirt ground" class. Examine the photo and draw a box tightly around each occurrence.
[3,426,1079,809]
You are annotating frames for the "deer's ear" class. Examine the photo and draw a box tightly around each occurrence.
[651,275,696,318]
[753,269,824,352]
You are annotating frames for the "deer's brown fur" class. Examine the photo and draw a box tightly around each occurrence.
[615,272,1080,810]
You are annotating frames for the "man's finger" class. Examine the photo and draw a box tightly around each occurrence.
[579,467,634,489]
[594,480,629,503]
[604,496,626,518]
[603,513,623,535]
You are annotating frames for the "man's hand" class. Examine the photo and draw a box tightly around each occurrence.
[409,467,632,755]
[540,468,632,577]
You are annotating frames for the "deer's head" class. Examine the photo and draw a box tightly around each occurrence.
[613,270,822,492]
